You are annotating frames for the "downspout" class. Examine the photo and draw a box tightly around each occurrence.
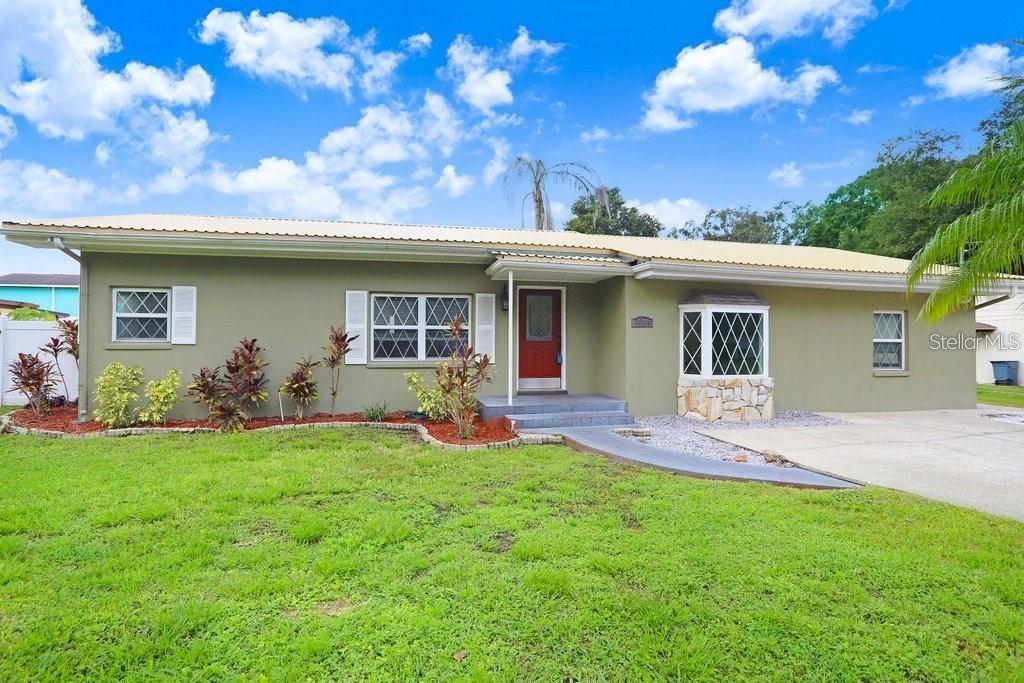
[50,238,88,419]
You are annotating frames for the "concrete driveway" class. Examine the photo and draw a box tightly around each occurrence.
[701,408,1024,521]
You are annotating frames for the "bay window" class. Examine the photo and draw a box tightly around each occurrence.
[679,303,769,378]
[371,294,470,361]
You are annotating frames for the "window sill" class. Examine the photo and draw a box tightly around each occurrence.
[104,342,172,351]
[873,369,909,377]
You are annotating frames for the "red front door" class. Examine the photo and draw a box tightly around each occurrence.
[518,289,562,383]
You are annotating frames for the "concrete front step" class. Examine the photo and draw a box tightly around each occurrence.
[506,410,634,430]
[478,393,627,420]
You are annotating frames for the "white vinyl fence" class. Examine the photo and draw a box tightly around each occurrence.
[0,317,79,405]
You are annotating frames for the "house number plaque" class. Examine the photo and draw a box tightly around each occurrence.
[631,315,654,329]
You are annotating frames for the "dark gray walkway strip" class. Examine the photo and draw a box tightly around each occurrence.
[524,426,858,490]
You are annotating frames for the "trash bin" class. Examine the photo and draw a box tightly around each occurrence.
[991,360,1020,386]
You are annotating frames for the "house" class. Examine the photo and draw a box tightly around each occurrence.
[0,299,68,318]
[975,294,1024,385]
[2,213,1009,421]
[0,273,80,317]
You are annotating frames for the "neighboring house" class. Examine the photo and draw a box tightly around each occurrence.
[0,299,68,318]
[975,294,1024,384]
[0,273,80,317]
[3,214,1016,420]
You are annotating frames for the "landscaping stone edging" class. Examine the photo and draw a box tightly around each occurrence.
[0,414,562,451]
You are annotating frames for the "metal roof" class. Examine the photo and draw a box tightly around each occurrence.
[0,272,79,286]
[2,213,933,276]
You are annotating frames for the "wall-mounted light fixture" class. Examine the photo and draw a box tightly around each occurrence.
[500,283,509,311]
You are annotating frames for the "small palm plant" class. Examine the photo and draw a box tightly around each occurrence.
[321,326,357,414]
[435,317,492,438]
[280,357,319,418]
[907,113,1024,321]
[504,156,604,230]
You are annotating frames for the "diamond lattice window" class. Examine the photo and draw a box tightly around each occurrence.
[371,294,471,361]
[681,311,702,375]
[112,289,170,342]
[872,311,905,370]
[711,311,765,376]
[679,305,768,377]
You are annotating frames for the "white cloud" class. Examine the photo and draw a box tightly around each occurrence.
[857,63,899,75]
[198,9,407,99]
[0,157,95,212]
[549,200,566,219]
[208,94,462,219]
[924,43,1023,99]
[421,91,462,157]
[641,37,838,131]
[482,137,510,186]
[137,107,218,194]
[843,108,873,125]
[442,28,564,116]
[93,141,111,165]
[0,0,213,140]
[714,0,877,45]
[0,115,15,149]
[579,126,611,143]
[401,32,432,54]
[435,164,474,198]
[444,35,514,115]
[507,26,565,64]
[768,161,805,188]
[627,196,709,229]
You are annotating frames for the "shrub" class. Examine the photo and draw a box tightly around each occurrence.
[209,399,245,433]
[405,369,447,420]
[8,307,55,321]
[38,336,70,400]
[94,362,144,428]
[7,353,56,414]
[138,369,182,425]
[186,367,226,407]
[362,401,389,422]
[280,357,319,418]
[435,317,492,438]
[320,326,358,414]
[225,338,269,418]
[58,319,79,368]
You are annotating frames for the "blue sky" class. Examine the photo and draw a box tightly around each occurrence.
[1,0,1022,273]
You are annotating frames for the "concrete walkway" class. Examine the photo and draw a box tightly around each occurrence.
[524,426,857,489]
[701,408,1024,520]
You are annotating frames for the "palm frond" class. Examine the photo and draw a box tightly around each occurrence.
[503,156,534,202]
[930,126,1024,207]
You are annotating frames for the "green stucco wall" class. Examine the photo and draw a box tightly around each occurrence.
[605,278,976,415]
[81,252,975,419]
[80,253,602,418]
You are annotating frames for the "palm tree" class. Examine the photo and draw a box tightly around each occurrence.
[504,156,602,230]
[908,76,1024,321]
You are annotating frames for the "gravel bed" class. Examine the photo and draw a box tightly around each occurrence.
[636,410,848,467]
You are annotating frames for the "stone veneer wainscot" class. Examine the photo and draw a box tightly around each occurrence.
[677,377,775,422]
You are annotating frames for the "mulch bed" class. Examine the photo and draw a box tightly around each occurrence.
[7,407,516,445]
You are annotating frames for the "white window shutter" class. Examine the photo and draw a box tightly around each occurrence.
[170,286,197,345]
[345,290,368,364]
[474,293,496,360]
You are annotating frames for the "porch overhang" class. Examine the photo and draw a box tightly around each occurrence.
[485,251,633,283]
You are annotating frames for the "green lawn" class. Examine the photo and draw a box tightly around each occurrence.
[979,383,1024,409]
[1,430,1022,680]
[0,405,21,415]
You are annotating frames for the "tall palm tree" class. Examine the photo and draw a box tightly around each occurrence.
[908,77,1024,321]
[504,156,602,230]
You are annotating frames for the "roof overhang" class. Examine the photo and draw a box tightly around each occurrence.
[3,229,499,264]
[630,260,1020,294]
